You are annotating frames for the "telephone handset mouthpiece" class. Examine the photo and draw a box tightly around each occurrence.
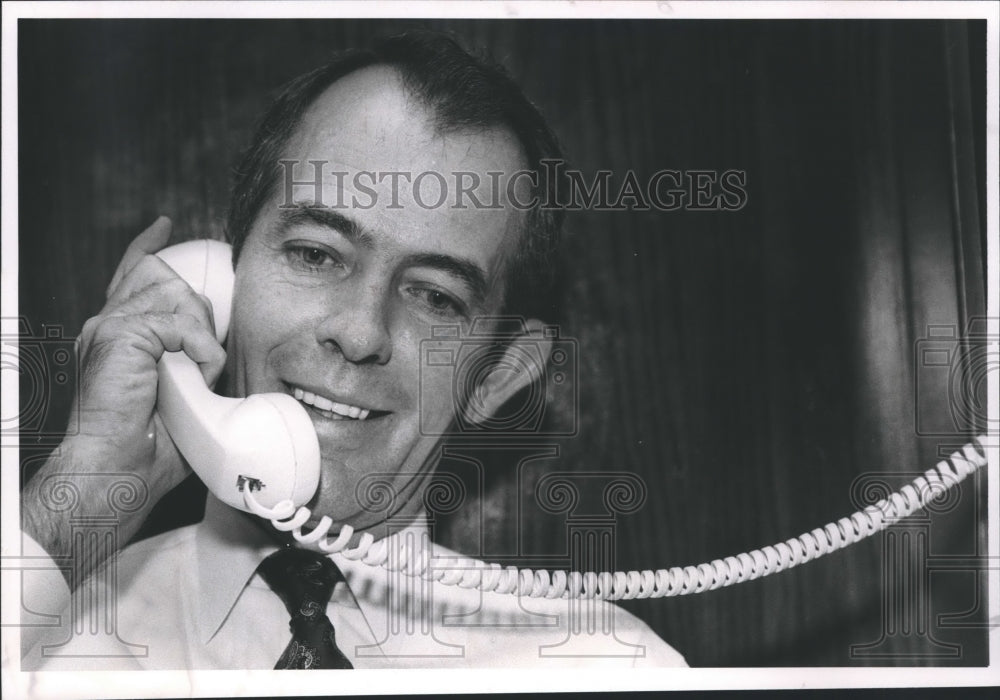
[155,240,320,512]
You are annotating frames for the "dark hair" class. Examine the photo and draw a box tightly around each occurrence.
[226,31,564,321]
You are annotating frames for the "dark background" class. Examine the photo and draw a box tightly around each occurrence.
[17,19,988,666]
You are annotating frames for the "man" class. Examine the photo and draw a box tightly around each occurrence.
[20,32,686,669]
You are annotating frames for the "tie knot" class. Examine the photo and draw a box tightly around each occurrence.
[258,547,343,619]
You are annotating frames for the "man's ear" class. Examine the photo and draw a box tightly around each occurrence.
[460,318,553,427]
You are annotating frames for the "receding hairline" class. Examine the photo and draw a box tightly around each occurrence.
[225,33,564,320]
[264,62,534,309]
[291,63,530,168]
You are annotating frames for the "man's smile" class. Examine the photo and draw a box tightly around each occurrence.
[284,382,392,422]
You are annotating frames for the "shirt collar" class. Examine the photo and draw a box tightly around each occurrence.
[195,495,281,644]
[194,494,431,645]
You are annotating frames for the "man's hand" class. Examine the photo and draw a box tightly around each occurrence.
[22,217,227,587]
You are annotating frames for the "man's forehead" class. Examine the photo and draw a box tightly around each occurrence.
[292,67,423,170]
[264,64,530,306]
[290,65,524,174]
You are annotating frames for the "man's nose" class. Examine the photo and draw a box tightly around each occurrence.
[314,280,392,365]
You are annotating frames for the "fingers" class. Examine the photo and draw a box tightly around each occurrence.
[84,228,226,393]
[103,255,216,337]
[140,312,227,385]
[106,216,173,299]
[84,312,227,385]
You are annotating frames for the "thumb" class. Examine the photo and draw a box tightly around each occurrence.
[106,216,173,299]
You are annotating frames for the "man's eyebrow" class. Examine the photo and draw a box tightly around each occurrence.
[276,205,374,248]
[278,204,491,306]
[402,252,491,307]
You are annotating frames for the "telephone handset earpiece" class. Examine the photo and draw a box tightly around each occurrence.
[155,240,320,512]
[153,240,990,601]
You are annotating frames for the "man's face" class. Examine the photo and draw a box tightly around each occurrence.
[226,66,527,534]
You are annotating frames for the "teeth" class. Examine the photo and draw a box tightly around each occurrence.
[312,394,335,412]
[292,386,371,420]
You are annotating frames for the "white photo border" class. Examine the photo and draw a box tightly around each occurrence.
[2,1,997,696]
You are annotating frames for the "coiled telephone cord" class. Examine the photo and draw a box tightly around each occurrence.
[243,435,990,601]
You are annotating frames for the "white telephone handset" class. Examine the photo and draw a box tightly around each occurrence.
[155,240,320,512]
[154,239,990,601]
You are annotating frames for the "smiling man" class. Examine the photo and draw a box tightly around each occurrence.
[20,32,686,669]
[225,63,538,538]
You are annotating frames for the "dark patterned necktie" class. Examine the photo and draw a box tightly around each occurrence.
[258,547,354,670]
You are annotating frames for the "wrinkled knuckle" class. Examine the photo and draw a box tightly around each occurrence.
[80,316,101,339]
[173,312,204,333]
[81,340,113,385]
[162,274,188,290]
[86,315,122,344]
[142,311,174,328]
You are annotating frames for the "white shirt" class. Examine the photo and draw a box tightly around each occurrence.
[22,496,686,669]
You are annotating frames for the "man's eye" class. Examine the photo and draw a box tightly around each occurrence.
[409,287,465,318]
[285,245,339,271]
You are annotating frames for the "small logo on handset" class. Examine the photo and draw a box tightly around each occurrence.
[237,475,266,492]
